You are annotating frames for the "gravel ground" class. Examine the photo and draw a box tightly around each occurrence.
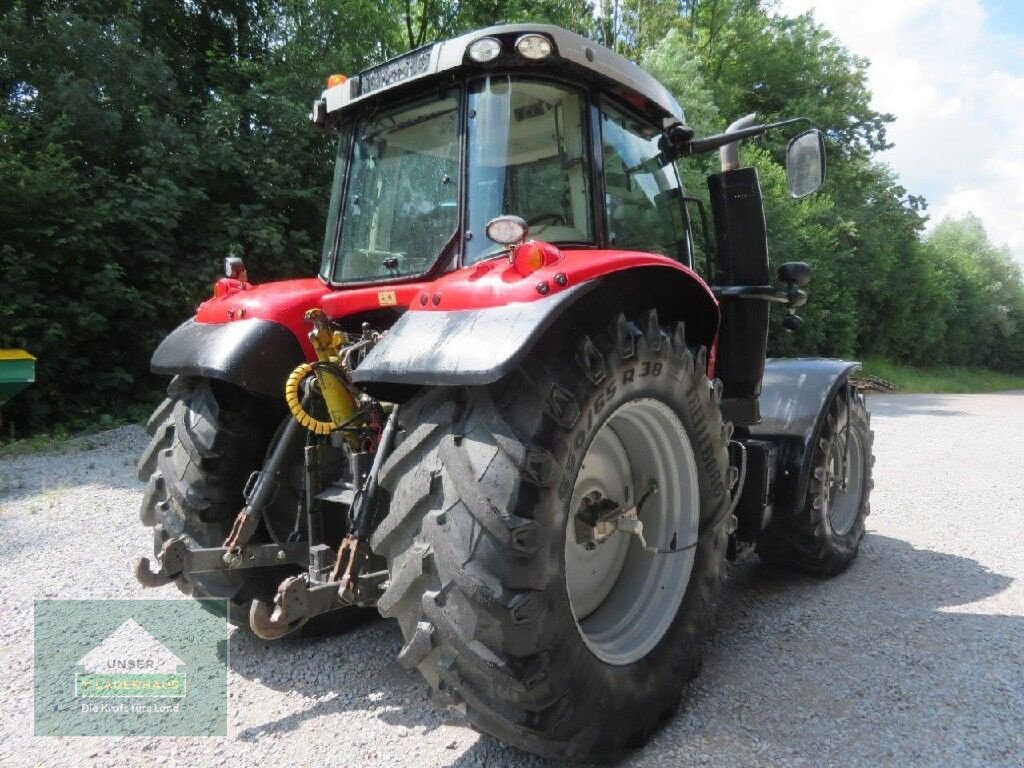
[0,392,1021,768]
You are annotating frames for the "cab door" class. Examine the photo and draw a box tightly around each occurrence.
[597,99,692,266]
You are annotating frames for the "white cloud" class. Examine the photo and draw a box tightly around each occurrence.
[778,0,1024,263]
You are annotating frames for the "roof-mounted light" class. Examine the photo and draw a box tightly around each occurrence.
[468,37,502,63]
[326,73,347,88]
[224,256,247,281]
[515,34,552,60]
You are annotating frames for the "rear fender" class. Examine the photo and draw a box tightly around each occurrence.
[351,261,720,398]
[747,358,861,514]
[152,277,430,398]
[151,318,305,399]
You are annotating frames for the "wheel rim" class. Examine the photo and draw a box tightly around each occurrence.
[825,426,864,535]
[564,398,700,666]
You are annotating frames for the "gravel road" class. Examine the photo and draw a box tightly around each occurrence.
[1,392,1021,768]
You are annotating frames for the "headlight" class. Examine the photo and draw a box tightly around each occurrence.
[468,37,502,63]
[515,34,552,60]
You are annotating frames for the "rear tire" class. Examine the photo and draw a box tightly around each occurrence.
[371,310,732,761]
[137,376,362,636]
[757,387,874,575]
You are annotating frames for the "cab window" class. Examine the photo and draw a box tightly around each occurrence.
[600,101,686,260]
[466,77,594,263]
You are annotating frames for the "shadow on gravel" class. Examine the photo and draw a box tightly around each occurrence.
[227,534,1020,767]
[227,608,449,743]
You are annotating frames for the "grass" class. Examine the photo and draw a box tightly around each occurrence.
[0,428,78,458]
[859,357,1024,394]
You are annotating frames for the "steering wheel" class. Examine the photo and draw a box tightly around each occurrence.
[527,213,566,229]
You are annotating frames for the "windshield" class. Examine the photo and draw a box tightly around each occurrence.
[329,96,459,283]
[466,77,594,263]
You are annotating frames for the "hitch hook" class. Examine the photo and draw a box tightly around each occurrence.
[135,536,188,588]
[250,576,311,640]
[135,556,174,588]
[249,574,346,640]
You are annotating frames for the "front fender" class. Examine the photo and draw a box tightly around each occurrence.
[748,358,861,513]
[151,318,306,399]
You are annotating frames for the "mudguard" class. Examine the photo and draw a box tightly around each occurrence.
[747,357,860,513]
[151,318,305,399]
[351,284,590,387]
[352,248,722,394]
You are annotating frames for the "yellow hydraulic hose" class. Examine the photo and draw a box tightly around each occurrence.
[284,362,335,435]
[285,308,360,440]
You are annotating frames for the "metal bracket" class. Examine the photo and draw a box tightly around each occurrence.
[573,453,745,556]
[249,575,347,640]
[840,383,854,492]
[135,532,307,588]
[573,487,664,554]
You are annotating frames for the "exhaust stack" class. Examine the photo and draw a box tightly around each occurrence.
[719,113,758,172]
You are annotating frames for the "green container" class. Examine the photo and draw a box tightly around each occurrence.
[0,350,36,405]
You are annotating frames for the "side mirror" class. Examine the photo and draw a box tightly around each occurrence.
[777,261,812,287]
[786,129,826,198]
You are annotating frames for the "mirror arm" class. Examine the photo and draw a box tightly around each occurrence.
[676,117,814,158]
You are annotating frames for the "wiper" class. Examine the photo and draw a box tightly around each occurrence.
[360,107,457,142]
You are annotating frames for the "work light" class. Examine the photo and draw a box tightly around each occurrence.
[485,215,528,245]
[468,37,502,63]
[515,34,552,60]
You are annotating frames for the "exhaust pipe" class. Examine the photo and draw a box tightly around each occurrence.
[719,113,757,172]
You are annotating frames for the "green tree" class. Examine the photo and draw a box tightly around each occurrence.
[3,0,1022,439]
[925,215,1024,370]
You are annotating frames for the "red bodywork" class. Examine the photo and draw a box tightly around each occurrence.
[197,245,719,368]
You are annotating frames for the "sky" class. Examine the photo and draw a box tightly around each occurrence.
[778,0,1024,264]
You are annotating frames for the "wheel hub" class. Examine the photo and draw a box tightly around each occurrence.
[564,398,700,666]
[824,425,864,535]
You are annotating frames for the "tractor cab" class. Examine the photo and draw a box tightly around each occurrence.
[313,25,697,286]
[312,24,825,426]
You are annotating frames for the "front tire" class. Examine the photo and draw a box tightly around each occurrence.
[757,387,874,575]
[371,310,732,761]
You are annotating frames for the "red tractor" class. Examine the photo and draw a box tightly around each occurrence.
[136,24,873,761]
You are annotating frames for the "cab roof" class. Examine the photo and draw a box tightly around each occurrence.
[322,24,686,127]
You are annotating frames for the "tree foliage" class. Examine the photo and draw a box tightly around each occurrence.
[1,0,1022,434]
